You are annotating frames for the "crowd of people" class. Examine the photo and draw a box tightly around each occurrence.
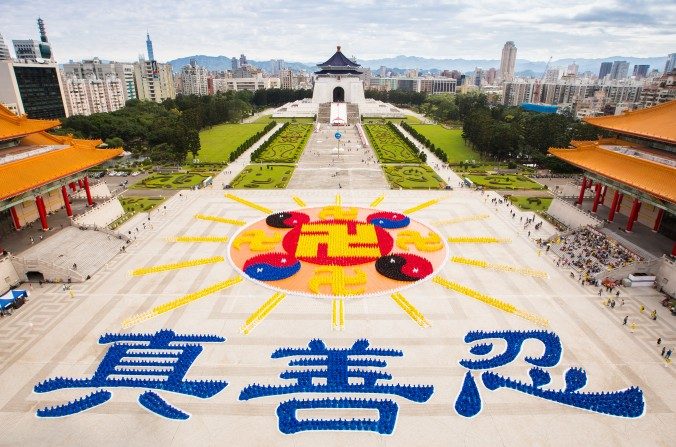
[556,227,641,275]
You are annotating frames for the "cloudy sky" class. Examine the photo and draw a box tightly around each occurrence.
[1,0,674,63]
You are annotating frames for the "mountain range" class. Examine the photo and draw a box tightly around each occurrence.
[168,55,669,76]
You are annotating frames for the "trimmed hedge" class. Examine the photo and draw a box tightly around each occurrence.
[401,121,448,163]
[228,121,276,162]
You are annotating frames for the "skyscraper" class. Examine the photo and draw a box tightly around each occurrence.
[598,62,612,79]
[632,65,650,79]
[665,53,676,74]
[499,41,517,82]
[146,32,155,61]
[610,61,629,80]
[12,39,41,61]
[0,33,11,60]
[36,18,53,60]
[231,57,239,71]
[239,54,247,67]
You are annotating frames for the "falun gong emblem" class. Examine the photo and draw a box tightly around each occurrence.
[229,206,447,297]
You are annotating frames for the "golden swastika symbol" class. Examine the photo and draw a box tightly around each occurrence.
[396,230,443,252]
[318,206,359,220]
[308,266,367,295]
[233,230,282,251]
[295,223,380,258]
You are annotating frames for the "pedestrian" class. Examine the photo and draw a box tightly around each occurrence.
[639,305,645,313]
[630,322,637,333]
[657,337,662,345]
[598,289,602,296]
[621,299,625,307]
[662,346,667,356]
[666,349,672,361]
[615,291,620,298]
[622,315,628,325]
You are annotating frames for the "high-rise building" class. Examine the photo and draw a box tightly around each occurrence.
[665,53,676,74]
[0,33,11,60]
[146,32,155,61]
[63,74,125,116]
[239,54,247,67]
[633,65,650,79]
[567,63,579,77]
[231,57,239,71]
[609,61,629,80]
[63,58,137,102]
[0,60,67,118]
[499,41,517,82]
[270,59,285,75]
[178,59,209,96]
[133,57,175,102]
[598,62,612,79]
[280,68,294,89]
[485,67,497,85]
[12,39,41,61]
[36,18,53,60]
[11,18,54,62]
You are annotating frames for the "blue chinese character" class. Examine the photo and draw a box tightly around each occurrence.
[34,329,228,420]
[240,338,434,434]
[454,330,644,418]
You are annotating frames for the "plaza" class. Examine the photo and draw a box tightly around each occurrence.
[0,186,674,446]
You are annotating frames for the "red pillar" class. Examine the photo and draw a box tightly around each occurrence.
[626,199,641,232]
[78,179,84,189]
[608,191,619,222]
[601,186,607,204]
[61,185,73,217]
[653,209,664,232]
[672,242,676,257]
[592,183,602,212]
[83,176,93,206]
[35,195,48,231]
[10,206,21,230]
[616,193,624,212]
[577,176,587,205]
[69,182,77,192]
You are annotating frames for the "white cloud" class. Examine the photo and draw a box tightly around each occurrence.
[0,0,673,63]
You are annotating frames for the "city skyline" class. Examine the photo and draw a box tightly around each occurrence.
[0,0,674,64]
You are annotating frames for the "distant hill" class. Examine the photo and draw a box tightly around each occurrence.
[168,54,668,76]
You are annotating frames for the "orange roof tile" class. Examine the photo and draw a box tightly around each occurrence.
[0,138,122,201]
[549,145,676,204]
[0,104,61,141]
[583,100,676,145]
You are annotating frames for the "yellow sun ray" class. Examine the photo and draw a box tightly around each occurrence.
[195,214,246,226]
[131,256,224,276]
[370,195,384,207]
[335,194,341,205]
[390,292,430,327]
[170,235,229,243]
[451,256,549,279]
[447,236,510,243]
[292,196,306,207]
[225,193,273,214]
[432,275,548,327]
[332,298,344,330]
[432,214,490,226]
[403,198,443,214]
[121,276,243,328]
[241,292,286,335]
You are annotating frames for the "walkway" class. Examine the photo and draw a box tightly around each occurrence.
[287,124,389,189]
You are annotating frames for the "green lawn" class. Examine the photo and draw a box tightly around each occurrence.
[362,116,422,125]
[120,196,166,213]
[508,195,553,211]
[466,174,545,190]
[229,164,295,189]
[131,172,213,189]
[383,165,446,189]
[410,125,480,163]
[252,124,312,163]
[255,115,315,124]
[363,124,420,164]
[191,123,268,163]
[110,196,167,229]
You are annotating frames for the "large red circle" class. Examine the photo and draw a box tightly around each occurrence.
[282,220,394,266]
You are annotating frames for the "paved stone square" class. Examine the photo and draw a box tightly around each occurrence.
[0,189,674,446]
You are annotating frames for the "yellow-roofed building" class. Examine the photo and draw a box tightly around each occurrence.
[549,100,676,255]
[0,104,122,231]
